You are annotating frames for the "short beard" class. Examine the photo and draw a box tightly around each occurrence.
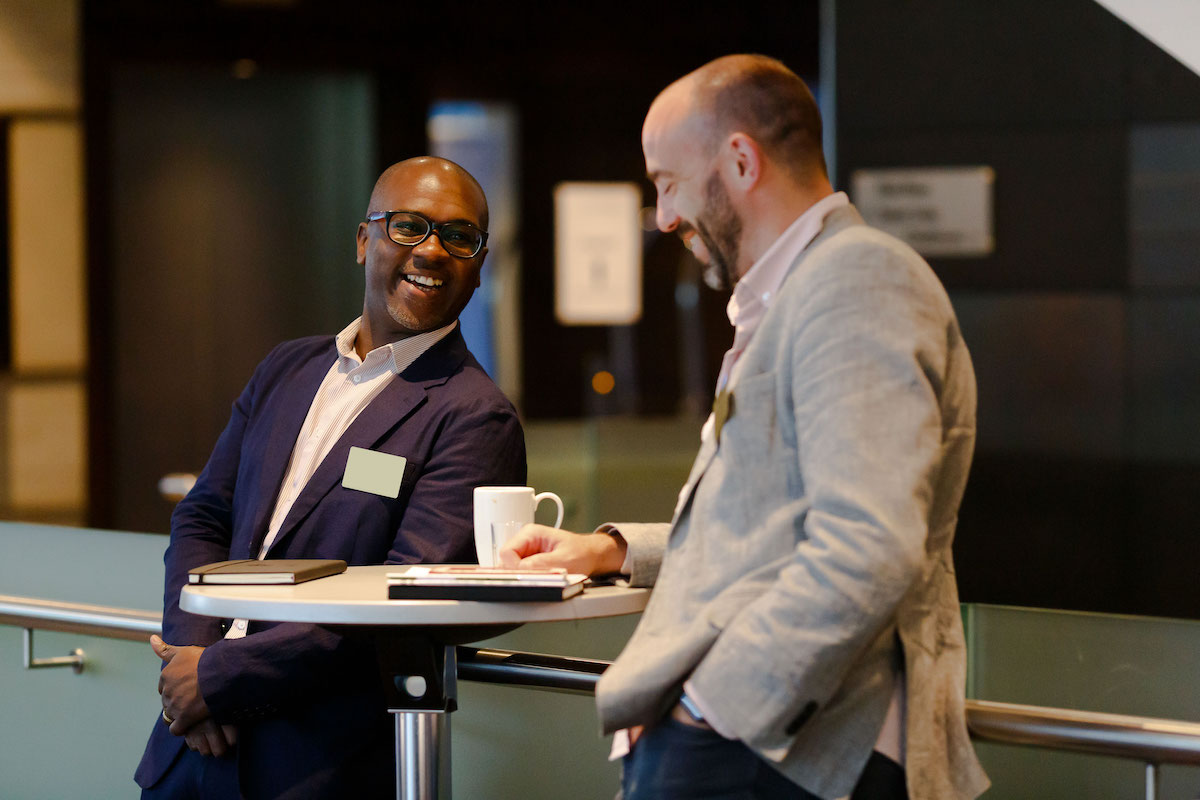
[387,296,422,333]
[696,172,741,292]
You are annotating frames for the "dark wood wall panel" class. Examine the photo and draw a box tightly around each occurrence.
[837,2,1124,129]
[844,127,1127,290]
[837,0,1200,618]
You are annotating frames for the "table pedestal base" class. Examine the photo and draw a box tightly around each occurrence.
[377,633,466,800]
[393,709,451,800]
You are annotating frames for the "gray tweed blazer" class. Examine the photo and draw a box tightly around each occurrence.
[599,205,989,800]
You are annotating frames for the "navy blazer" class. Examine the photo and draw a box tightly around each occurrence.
[135,327,526,798]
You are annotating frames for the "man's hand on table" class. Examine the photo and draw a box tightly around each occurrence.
[497,524,626,575]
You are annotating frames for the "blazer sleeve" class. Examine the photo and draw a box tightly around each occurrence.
[605,523,670,587]
[196,387,527,722]
[686,234,957,752]
[384,393,526,564]
[159,349,278,649]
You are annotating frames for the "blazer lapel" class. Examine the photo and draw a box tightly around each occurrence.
[263,328,468,557]
[246,342,337,557]
[669,426,719,529]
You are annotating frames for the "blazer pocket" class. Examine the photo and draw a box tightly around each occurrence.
[394,455,424,502]
[715,371,795,544]
[721,371,778,468]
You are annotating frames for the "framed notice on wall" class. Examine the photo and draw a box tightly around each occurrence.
[554,182,642,325]
[850,166,995,257]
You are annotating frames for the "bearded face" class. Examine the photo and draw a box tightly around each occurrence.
[686,170,743,291]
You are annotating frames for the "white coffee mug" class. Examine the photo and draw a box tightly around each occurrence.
[473,486,565,567]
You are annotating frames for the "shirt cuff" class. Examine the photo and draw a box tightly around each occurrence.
[608,727,632,761]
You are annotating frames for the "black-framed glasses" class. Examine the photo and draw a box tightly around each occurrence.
[365,210,488,258]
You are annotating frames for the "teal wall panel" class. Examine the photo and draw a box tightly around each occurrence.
[0,521,642,799]
[1,523,166,798]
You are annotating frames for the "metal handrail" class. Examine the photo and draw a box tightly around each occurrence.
[457,646,609,694]
[966,698,1200,766]
[4,593,1200,784]
[0,593,161,643]
[458,647,1200,763]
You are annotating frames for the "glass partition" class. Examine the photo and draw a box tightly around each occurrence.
[965,603,1200,798]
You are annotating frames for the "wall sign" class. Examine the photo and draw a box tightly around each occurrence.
[554,182,642,325]
[850,166,995,257]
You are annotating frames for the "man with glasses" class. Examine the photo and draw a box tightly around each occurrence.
[136,156,525,799]
[502,55,988,799]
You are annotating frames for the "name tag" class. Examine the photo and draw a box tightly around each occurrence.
[342,446,407,498]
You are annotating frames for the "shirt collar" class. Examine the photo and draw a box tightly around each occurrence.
[727,191,850,328]
[335,317,458,375]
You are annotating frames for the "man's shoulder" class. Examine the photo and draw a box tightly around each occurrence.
[440,353,520,416]
[264,334,336,361]
[786,208,943,299]
[809,207,924,268]
[405,331,517,414]
[400,349,524,449]
[253,335,335,372]
[766,212,956,349]
[233,336,336,399]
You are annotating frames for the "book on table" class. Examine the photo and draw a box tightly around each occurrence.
[188,559,347,585]
[386,565,587,601]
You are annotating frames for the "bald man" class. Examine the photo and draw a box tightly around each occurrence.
[136,157,526,799]
[502,56,988,799]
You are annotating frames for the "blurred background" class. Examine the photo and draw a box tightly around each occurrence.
[2,0,1199,620]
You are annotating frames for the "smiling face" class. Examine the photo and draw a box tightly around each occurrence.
[355,159,488,349]
[643,85,745,291]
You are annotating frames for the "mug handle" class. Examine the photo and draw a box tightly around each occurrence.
[534,492,565,529]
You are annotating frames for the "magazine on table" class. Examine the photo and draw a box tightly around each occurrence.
[386,565,587,601]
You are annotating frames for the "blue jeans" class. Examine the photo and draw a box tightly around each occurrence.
[622,718,908,800]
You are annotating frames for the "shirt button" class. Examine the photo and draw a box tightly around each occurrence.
[352,375,362,384]
[761,292,771,303]
[236,620,247,630]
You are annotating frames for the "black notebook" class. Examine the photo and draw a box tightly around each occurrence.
[188,559,347,585]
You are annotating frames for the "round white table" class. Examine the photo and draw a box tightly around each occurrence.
[181,565,648,800]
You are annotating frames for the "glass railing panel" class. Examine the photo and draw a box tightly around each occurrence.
[965,602,1200,798]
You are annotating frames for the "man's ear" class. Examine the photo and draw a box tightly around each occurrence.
[355,222,369,265]
[723,133,762,190]
[471,248,487,288]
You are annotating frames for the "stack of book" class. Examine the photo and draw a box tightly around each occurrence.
[386,565,587,601]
